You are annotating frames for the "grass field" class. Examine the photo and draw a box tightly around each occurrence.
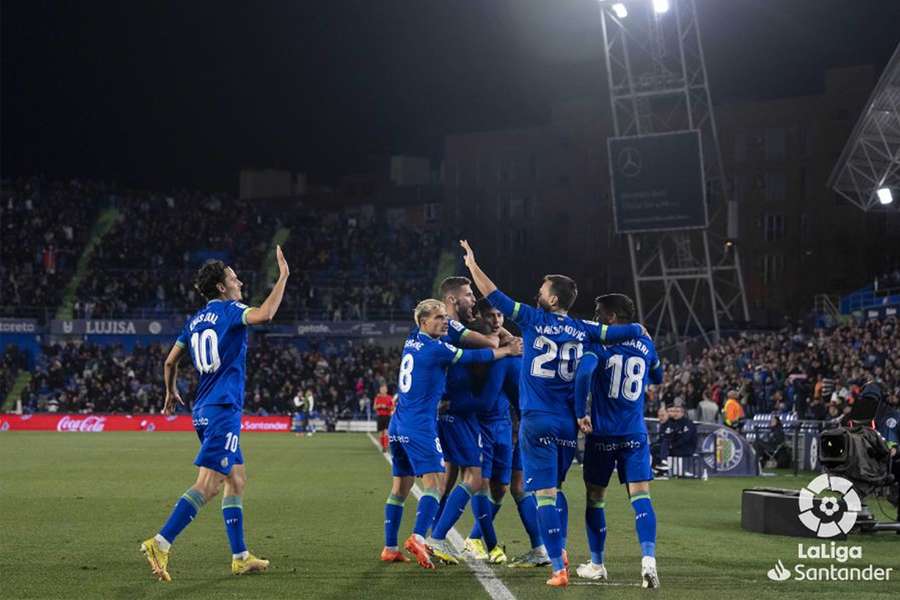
[1,432,897,599]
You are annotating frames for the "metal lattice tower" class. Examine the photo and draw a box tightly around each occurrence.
[599,0,749,350]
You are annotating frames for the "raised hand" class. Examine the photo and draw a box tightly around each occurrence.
[276,244,289,279]
[459,240,476,269]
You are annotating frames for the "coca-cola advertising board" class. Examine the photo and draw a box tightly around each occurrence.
[0,414,291,432]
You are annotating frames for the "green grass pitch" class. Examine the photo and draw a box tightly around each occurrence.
[1,432,897,599]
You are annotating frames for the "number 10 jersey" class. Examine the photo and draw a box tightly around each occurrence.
[176,299,253,412]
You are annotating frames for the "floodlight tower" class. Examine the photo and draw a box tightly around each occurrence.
[598,0,749,350]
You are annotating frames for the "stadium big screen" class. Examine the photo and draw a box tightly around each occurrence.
[608,131,708,233]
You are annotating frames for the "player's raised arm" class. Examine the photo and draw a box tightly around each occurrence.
[162,343,186,416]
[460,240,535,325]
[459,240,497,297]
[245,245,290,325]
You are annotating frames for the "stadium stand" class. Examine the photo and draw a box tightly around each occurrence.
[1,178,105,319]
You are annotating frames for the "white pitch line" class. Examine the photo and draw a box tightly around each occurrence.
[367,433,517,600]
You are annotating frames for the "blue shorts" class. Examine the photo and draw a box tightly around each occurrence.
[389,423,445,477]
[438,413,482,468]
[511,440,523,472]
[519,413,577,492]
[193,404,244,475]
[583,433,653,487]
[480,419,513,485]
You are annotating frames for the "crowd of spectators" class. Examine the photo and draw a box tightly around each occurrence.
[19,339,400,419]
[0,346,28,401]
[651,316,900,427]
[280,210,439,321]
[74,191,274,318]
[0,178,104,317]
[1,179,440,323]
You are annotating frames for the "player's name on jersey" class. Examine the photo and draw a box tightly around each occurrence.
[404,338,425,351]
[618,338,651,355]
[189,312,219,330]
[533,323,589,340]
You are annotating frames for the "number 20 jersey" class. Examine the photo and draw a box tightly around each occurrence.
[176,299,253,412]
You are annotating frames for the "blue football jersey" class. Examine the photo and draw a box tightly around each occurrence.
[176,299,253,411]
[486,290,643,416]
[392,330,493,432]
[586,335,662,437]
[478,357,520,422]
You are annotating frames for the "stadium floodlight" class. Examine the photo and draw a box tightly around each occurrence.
[612,3,628,18]
[653,0,670,14]
[877,187,894,205]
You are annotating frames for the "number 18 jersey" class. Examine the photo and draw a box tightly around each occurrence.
[586,335,661,437]
[176,299,253,412]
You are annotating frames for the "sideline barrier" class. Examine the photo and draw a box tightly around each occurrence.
[0,413,291,432]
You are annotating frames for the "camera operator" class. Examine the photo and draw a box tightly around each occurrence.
[871,384,899,524]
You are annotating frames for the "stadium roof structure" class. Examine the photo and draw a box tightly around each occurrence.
[829,41,900,211]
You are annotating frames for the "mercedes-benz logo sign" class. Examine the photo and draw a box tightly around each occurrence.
[617,146,642,178]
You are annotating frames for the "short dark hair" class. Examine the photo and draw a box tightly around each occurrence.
[594,293,636,322]
[543,274,578,310]
[194,260,228,301]
[440,276,472,298]
[474,297,496,315]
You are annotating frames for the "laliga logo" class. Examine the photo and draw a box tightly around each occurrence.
[798,474,861,538]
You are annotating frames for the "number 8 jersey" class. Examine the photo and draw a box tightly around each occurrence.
[175,299,253,412]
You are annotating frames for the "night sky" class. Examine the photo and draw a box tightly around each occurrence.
[3,0,899,191]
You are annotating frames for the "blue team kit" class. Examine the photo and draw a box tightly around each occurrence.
[578,335,664,486]
[486,289,644,491]
[389,327,495,477]
[176,299,253,475]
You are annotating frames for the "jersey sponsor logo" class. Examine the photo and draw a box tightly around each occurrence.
[192,417,209,427]
[537,435,577,448]
[388,434,411,443]
[443,342,459,353]
[220,457,229,468]
[591,437,644,452]
[439,414,456,423]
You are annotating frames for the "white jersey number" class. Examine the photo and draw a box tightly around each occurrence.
[190,329,221,374]
[398,353,414,393]
[606,354,646,401]
[530,336,583,382]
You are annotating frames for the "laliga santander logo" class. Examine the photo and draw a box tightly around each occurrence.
[57,415,107,432]
[798,474,861,538]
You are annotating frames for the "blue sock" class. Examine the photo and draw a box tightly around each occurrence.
[469,497,502,539]
[159,488,205,545]
[631,494,656,557]
[472,492,498,550]
[384,494,405,548]
[431,493,448,533]
[515,492,543,549]
[222,496,247,555]
[537,495,565,572]
[585,499,607,565]
[556,490,568,550]
[413,489,441,538]
[432,483,473,540]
